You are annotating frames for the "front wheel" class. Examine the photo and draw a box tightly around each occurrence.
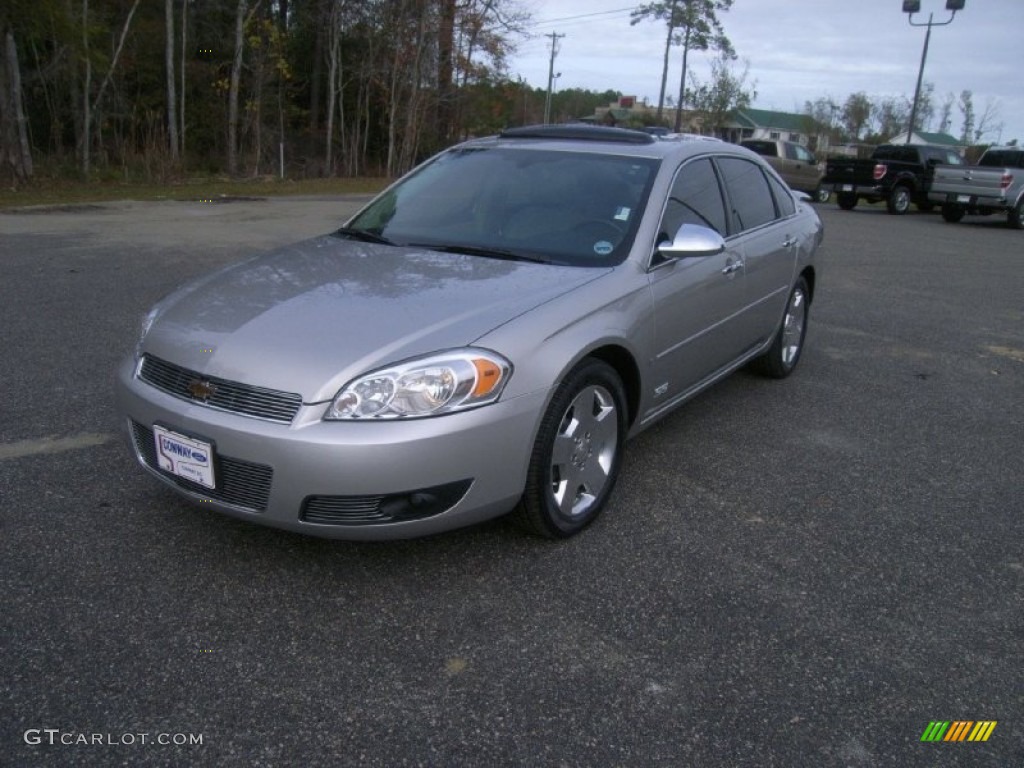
[942,202,965,223]
[515,359,627,538]
[887,185,912,215]
[836,192,857,210]
[752,277,810,379]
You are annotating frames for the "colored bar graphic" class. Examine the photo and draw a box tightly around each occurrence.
[921,721,996,742]
[968,721,998,742]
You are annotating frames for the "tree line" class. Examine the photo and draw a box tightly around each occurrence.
[803,85,1006,149]
[1,0,770,186]
[0,0,553,183]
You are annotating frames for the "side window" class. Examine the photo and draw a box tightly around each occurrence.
[766,173,796,218]
[716,157,777,232]
[660,158,729,239]
[784,143,799,160]
[794,145,814,163]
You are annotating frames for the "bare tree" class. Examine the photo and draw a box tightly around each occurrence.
[165,0,179,162]
[0,27,34,181]
[688,53,754,135]
[80,0,141,175]
[973,97,1003,143]
[958,89,974,145]
[228,0,261,176]
[937,92,954,135]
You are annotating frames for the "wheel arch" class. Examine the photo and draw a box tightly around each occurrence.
[800,265,816,305]
[583,344,642,429]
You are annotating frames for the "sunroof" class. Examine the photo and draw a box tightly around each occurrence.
[499,125,656,145]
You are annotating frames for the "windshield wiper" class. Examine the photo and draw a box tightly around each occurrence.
[333,227,396,246]
[407,242,549,264]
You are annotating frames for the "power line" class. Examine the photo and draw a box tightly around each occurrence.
[527,7,637,30]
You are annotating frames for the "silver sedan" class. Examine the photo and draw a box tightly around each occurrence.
[116,125,823,539]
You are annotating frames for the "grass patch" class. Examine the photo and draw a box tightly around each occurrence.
[0,176,389,210]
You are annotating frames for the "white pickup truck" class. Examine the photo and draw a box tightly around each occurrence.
[928,147,1024,229]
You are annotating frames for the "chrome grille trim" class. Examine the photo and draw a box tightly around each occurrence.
[301,480,472,526]
[138,355,302,423]
[130,420,273,512]
[302,495,391,524]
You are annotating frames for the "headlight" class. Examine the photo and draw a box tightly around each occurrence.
[325,349,511,420]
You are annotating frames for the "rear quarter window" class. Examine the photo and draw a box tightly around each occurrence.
[980,150,1024,168]
[717,157,777,232]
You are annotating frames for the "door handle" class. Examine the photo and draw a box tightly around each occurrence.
[782,237,797,248]
[722,260,743,275]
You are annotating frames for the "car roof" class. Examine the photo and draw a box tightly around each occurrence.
[461,123,742,163]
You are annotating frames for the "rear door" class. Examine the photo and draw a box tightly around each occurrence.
[715,156,797,345]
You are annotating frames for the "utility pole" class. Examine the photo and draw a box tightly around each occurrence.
[543,32,564,124]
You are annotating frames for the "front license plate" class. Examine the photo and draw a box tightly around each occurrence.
[957,194,971,203]
[153,425,215,489]
[842,184,853,192]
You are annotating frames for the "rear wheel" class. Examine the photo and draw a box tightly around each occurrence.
[515,359,627,539]
[752,277,810,379]
[837,193,857,210]
[942,202,965,223]
[1008,198,1024,230]
[887,185,912,215]
[814,186,830,203]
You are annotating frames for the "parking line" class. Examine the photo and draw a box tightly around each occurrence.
[0,432,115,460]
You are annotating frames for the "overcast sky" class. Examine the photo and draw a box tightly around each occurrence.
[508,0,1023,143]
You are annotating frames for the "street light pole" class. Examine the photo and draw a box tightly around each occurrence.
[902,0,965,144]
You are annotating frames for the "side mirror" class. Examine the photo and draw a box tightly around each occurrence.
[657,223,726,260]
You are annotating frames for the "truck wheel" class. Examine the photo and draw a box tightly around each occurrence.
[837,193,857,211]
[887,185,912,215]
[941,202,965,223]
[814,187,830,203]
[1008,199,1024,230]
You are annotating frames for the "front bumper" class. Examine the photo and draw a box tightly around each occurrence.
[115,357,547,539]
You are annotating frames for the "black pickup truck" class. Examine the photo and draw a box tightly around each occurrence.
[823,144,964,214]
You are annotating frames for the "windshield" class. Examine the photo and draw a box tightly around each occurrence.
[347,147,659,267]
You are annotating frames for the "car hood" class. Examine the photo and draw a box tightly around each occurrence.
[143,235,608,402]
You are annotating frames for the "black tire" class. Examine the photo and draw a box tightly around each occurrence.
[1008,198,1024,230]
[887,184,912,215]
[752,277,810,379]
[514,359,627,539]
[942,202,965,223]
[836,193,857,210]
[814,186,830,204]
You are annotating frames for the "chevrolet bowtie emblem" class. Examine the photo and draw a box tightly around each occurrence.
[188,379,217,401]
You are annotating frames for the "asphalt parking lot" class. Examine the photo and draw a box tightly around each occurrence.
[2,196,1022,767]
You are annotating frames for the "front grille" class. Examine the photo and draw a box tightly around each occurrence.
[138,355,302,423]
[301,480,472,526]
[130,420,273,512]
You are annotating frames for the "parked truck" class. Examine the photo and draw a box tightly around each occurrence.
[928,147,1024,230]
[823,143,964,215]
[740,139,829,202]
